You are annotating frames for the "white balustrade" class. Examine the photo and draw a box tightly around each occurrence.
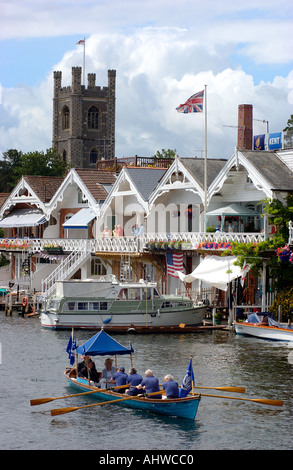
[0,231,268,257]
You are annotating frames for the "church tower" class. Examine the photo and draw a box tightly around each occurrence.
[52,67,116,168]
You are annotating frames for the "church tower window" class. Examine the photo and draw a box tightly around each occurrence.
[62,106,70,130]
[90,148,99,164]
[88,106,99,129]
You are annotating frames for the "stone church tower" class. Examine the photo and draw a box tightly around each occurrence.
[52,67,116,168]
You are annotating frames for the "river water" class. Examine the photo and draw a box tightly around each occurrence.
[1,313,293,451]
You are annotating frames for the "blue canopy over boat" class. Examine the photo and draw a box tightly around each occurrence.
[76,329,134,356]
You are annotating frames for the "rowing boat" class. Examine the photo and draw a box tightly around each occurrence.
[234,313,293,342]
[65,369,201,420]
[61,328,201,420]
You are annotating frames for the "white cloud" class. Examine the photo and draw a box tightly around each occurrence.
[0,24,292,159]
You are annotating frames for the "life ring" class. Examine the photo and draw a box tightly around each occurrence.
[22,297,28,307]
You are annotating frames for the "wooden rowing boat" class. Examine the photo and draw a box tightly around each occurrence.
[234,313,293,342]
[65,368,201,420]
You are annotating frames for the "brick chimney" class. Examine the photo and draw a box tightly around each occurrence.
[237,104,253,150]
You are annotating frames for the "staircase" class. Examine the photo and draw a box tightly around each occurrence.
[120,253,132,281]
[42,249,91,298]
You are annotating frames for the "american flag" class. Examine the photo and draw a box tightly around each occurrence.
[176,90,204,113]
[166,252,184,277]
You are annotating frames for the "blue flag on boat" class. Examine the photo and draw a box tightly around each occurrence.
[179,358,194,398]
[66,332,78,366]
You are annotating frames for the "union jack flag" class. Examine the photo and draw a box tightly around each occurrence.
[176,90,204,113]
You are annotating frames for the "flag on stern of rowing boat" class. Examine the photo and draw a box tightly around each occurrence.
[179,358,194,398]
[166,252,184,277]
[66,331,78,366]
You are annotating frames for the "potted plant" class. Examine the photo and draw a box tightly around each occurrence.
[214,311,223,325]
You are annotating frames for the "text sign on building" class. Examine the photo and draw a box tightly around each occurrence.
[254,134,265,150]
[268,132,282,150]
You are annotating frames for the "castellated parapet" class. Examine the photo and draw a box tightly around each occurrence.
[52,67,116,168]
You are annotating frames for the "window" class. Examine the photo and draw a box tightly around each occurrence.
[91,259,107,276]
[88,106,99,129]
[77,190,88,204]
[77,302,88,311]
[62,106,70,130]
[90,148,98,164]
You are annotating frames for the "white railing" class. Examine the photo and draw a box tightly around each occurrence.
[42,249,91,297]
[0,231,268,256]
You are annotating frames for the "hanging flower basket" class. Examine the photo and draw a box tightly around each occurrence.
[44,245,63,254]
[276,246,292,263]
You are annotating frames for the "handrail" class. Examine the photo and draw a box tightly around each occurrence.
[0,231,269,255]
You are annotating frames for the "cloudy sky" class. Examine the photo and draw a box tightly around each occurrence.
[0,0,292,161]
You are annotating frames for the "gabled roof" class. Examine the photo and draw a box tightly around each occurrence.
[74,168,116,202]
[0,175,64,218]
[124,167,166,201]
[23,175,64,202]
[179,157,227,189]
[241,150,293,191]
[0,193,10,210]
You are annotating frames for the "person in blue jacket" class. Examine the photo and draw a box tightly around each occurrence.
[110,366,128,393]
[125,368,143,396]
[162,374,179,398]
[137,369,162,399]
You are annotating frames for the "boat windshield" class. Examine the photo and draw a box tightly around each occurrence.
[117,288,141,301]
[48,299,60,310]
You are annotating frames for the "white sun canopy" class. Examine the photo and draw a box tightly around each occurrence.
[177,255,242,291]
[0,208,47,228]
[62,208,96,229]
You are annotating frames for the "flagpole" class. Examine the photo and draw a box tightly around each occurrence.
[191,354,194,396]
[83,37,85,86]
[204,84,207,232]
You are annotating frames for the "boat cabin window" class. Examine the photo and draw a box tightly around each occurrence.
[153,288,160,298]
[117,288,128,300]
[62,301,111,312]
[89,301,99,310]
[77,302,88,311]
[161,301,191,309]
[128,288,141,300]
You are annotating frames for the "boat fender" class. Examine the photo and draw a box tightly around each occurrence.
[22,297,28,307]
[127,327,136,334]
[103,318,112,324]
[157,309,160,317]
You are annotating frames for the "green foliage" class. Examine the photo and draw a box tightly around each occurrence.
[153,149,176,159]
[270,287,293,321]
[224,195,293,292]
[283,114,293,149]
[0,148,70,192]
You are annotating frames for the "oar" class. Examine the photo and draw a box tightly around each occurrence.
[50,390,164,417]
[30,384,129,406]
[161,384,245,394]
[200,392,283,407]
[193,386,245,393]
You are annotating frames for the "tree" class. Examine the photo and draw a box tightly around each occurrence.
[283,114,293,149]
[153,149,177,159]
[0,148,70,192]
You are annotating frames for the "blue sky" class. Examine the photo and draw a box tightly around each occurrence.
[0,0,292,159]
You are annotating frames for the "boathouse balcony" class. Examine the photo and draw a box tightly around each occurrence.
[0,231,268,255]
